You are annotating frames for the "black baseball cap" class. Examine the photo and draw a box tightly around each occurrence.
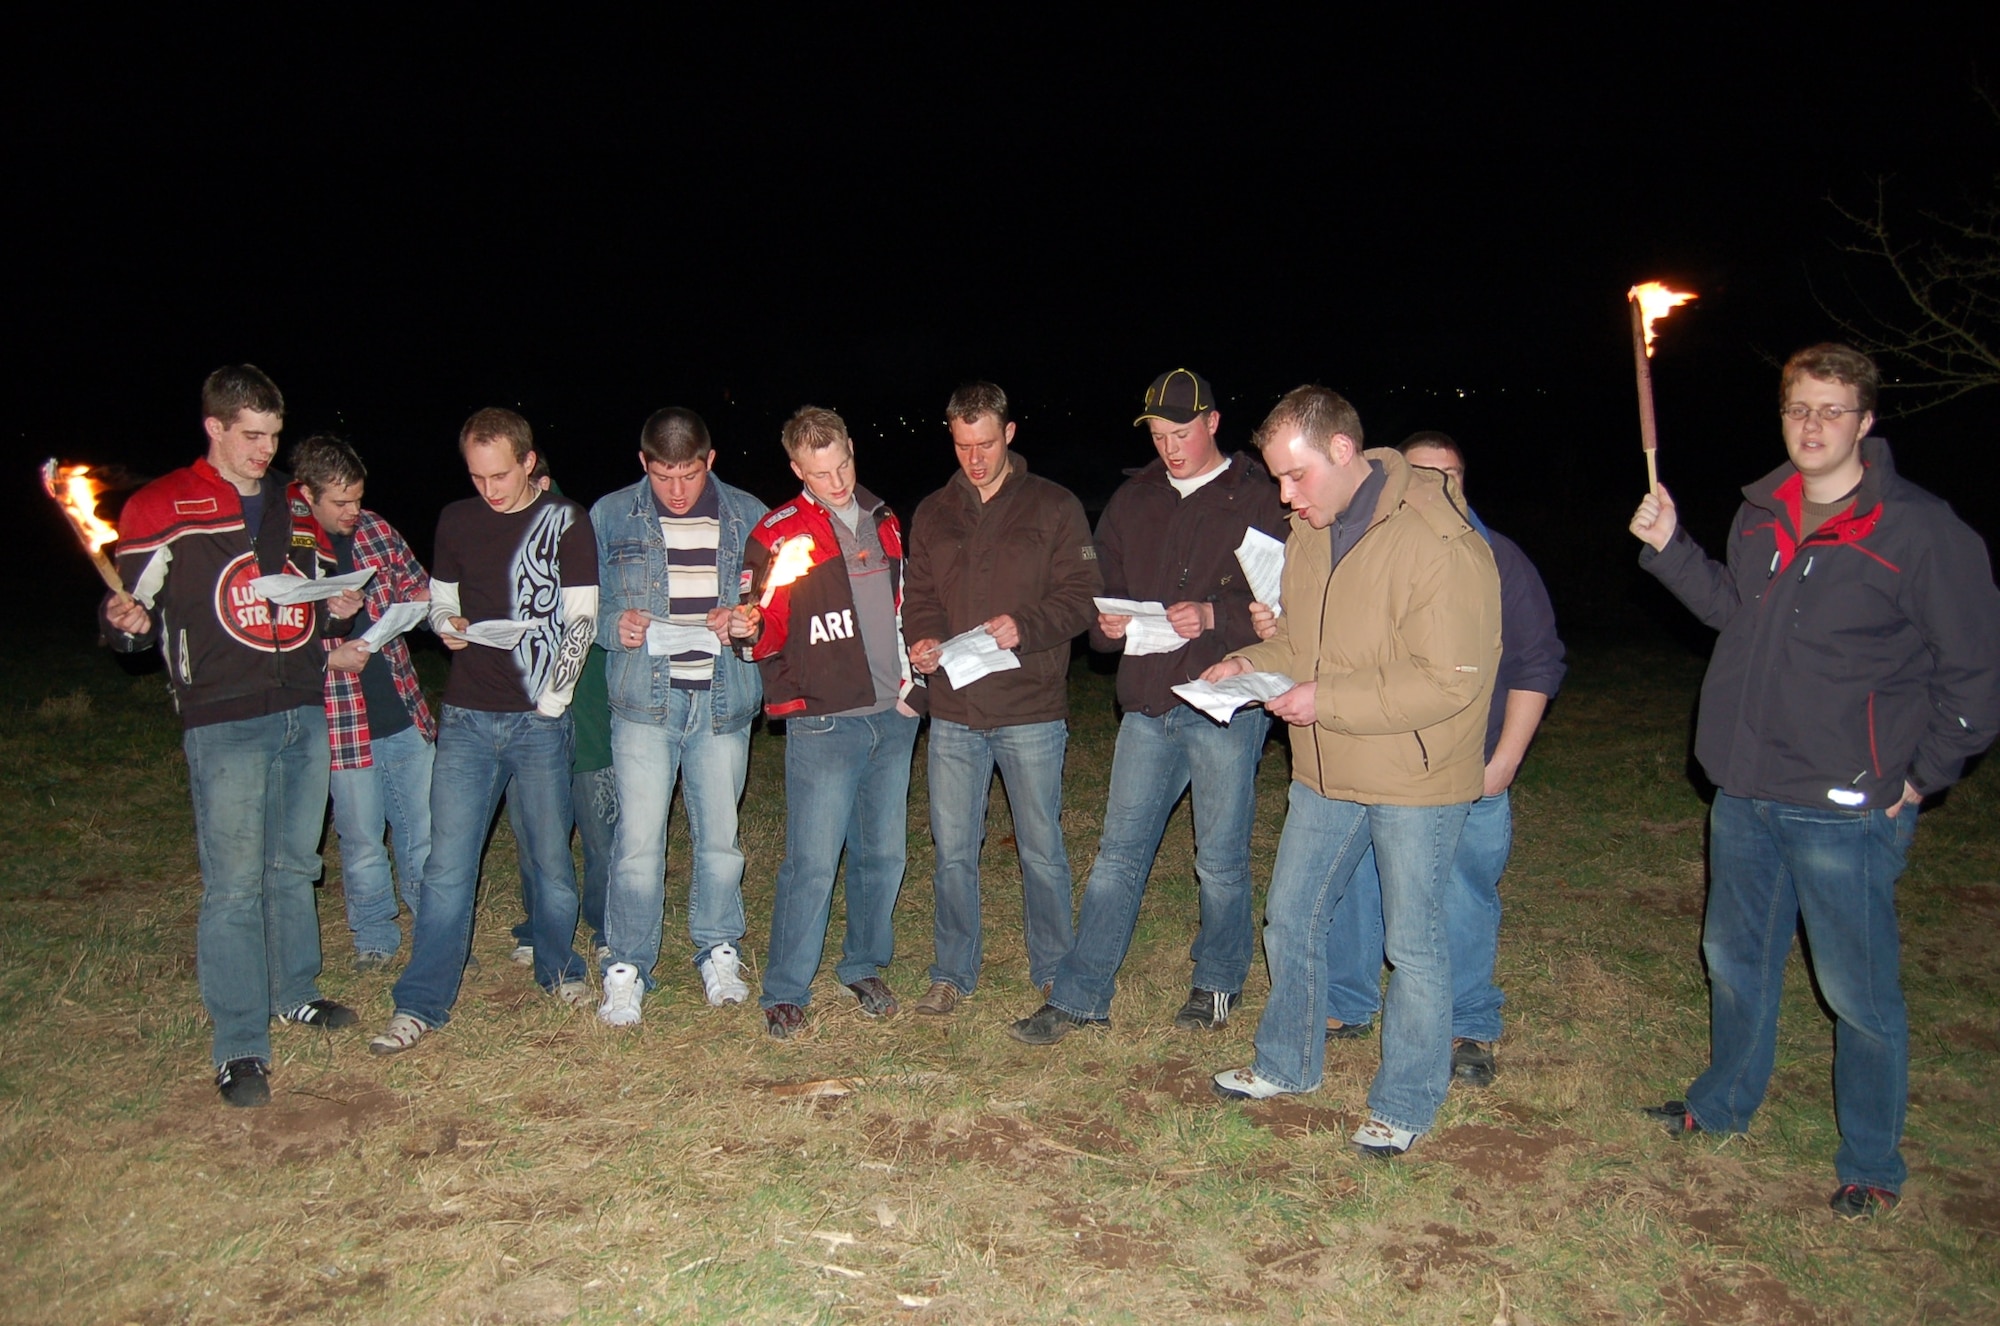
[1134,368,1216,426]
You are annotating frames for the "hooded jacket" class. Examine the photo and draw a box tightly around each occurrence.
[1091,452,1290,717]
[902,452,1101,728]
[1642,435,2000,808]
[1232,448,1501,805]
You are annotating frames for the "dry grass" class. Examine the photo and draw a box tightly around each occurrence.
[2,630,1997,1324]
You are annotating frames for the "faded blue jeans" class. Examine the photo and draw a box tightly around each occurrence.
[393,706,582,1027]
[760,708,919,1009]
[329,722,434,960]
[926,717,1076,995]
[1686,793,1916,1193]
[1048,705,1266,1020]
[1322,790,1514,1041]
[604,697,752,986]
[1251,783,1470,1135]
[183,704,331,1068]
[509,763,611,954]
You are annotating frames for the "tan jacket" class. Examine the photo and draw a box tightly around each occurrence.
[1233,448,1501,805]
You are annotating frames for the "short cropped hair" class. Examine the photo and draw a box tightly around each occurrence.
[460,406,535,460]
[945,381,1010,428]
[201,364,284,425]
[641,407,714,465]
[1256,385,1365,458]
[781,406,852,460]
[1781,343,1879,414]
[291,434,367,495]
[1399,430,1463,466]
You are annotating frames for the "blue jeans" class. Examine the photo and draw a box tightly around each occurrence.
[393,706,581,1026]
[604,698,752,986]
[1049,706,1266,1019]
[1687,793,1916,1192]
[927,717,1076,995]
[329,723,434,959]
[760,708,918,1009]
[1252,783,1470,1135]
[509,763,611,952]
[1323,791,1514,1041]
[183,705,331,1068]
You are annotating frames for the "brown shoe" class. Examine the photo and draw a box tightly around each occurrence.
[914,981,961,1016]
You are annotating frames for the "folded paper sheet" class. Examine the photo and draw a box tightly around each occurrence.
[1171,671,1297,723]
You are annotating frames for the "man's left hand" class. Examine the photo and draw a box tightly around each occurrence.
[327,589,365,619]
[1483,754,1522,798]
[1886,780,1923,818]
[1266,680,1318,727]
[1165,601,1213,640]
[706,606,734,645]
[984,615,1020,650]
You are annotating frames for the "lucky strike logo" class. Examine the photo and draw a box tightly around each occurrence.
[214,553,314,651]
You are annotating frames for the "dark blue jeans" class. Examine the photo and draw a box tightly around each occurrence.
[393,706,582,1027]
[1687,793,1917,1192]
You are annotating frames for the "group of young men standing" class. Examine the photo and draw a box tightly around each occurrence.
[102,346,1997,1216]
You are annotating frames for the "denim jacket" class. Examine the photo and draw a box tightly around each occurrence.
[590,473,768,732]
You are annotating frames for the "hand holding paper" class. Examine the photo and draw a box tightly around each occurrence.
[1093,597,1183,657]
[360,600,430,650]
[937,626,1021,689]
[440,618,539,649]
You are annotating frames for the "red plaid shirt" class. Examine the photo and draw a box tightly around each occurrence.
[323,510,437,770]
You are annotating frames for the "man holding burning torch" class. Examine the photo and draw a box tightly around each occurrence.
[903,381,1102,1016]
[101,365,366,1108]
[744,406,923,1039]
[1203,386,1500,1160]
[1630,343,2000,1219]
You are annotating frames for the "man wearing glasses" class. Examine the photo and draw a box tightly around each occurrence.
[1629,343,2000,1219]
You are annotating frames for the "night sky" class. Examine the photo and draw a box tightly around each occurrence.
[12,17,1996,637]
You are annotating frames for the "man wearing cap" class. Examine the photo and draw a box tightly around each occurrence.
[904,381,1102,1015]
[1009,369,1287,1043]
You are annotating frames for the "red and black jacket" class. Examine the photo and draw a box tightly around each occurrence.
[1642,436,2000,809]
[101,458,332,729]
[745,485,919,719]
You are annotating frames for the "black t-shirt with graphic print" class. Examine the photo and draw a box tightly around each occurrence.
[433,492,598,713]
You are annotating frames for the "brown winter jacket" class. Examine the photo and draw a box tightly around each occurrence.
[902,452,1101,728]
[1232,448,1501,805]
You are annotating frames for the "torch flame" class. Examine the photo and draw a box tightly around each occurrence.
[1628,282,1697,356]
[41,461,120,552]
[759,536,819,608]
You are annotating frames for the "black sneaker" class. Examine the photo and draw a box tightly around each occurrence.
[1173,988,1236,1030]
[1451,1038,1497,1087]
[845,977,899,1018]
[1640,1100,1704,1136]
[1829,1184,1899,1219]
[277,999,359,1028]
[1007,1002,1108,1045]
[1325,1018,1374,1039]
[216,1057,270,1108]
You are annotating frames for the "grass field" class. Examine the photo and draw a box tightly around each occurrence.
[1,624,1996,1324]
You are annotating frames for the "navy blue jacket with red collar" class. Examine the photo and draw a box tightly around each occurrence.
[1642,436,2000,809]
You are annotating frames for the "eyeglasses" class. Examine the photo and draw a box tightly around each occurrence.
[1780,403,1866,424]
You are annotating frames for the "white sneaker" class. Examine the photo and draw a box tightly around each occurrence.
[1351,1117,1421,1157]
[510,944,534,966]
[369,1012,430,1056]
[553,979,590,1007]
[599,963,643,1026]
[1211,1066,1293,1101]
[700,943,750,1006]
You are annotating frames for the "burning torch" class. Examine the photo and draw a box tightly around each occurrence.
[1628,282,1695,495]
[40,460,132,601]
[758,536,818,608]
